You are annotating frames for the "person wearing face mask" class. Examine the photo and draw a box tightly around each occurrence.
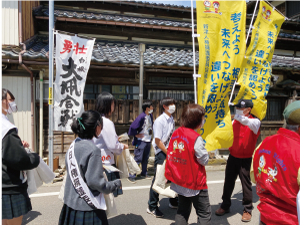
[165,104,211,225]
[127,102,154,183]
[216,99,261,222]
[2,89,40,225]
[59,110,122,225]
[93,92,128,197]
[147,97,177,218]
[250,101,300,225]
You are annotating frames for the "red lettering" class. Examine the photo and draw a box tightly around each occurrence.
[60,40,73,54]
[73,42,87,55]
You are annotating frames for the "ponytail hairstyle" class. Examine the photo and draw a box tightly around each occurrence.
[95,91,116,117]
[71,110,103,139]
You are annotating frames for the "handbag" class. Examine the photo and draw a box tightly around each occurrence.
[152,160,177,198]
[123,148,141,175]
[103,172,118,218]
[115,153,129,179]
[58,173,67,202]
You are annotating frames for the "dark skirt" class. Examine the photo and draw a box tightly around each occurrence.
[59,204,108,225]
[2,192,32,219]
[105,164,123,197]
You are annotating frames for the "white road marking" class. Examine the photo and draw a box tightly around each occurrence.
[30,192,60,198]
[29,179,241,198]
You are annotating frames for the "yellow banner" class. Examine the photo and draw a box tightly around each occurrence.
[196,0,246,151]
[233,1,285,120]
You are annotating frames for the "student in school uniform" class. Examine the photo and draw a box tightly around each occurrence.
[147,97,178,218]
[128,102,154,183]
[59,110,122,225]
[94,92,128,197]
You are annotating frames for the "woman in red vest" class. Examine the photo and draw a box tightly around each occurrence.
[165,104,211,225]
[251,100,300,225]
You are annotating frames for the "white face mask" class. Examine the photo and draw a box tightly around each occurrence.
[5,101,18,114]
[235,109,244,116]
[148,109,153,114]
[167,105,176,114]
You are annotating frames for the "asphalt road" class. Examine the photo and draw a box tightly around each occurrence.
[23,171,260,225]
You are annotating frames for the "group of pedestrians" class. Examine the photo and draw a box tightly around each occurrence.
[2,87,300,225]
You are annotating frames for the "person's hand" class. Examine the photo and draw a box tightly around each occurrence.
[135,134,144,139]
[22,141,30,148]
[123,144,129,150]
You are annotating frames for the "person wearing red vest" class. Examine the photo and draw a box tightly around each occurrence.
[251,100,300,225]
[165,104,211,225]
[216,99,261,222]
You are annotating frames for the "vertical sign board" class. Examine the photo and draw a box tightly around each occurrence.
[233,1,285,120]
[54,34,95,131]
[196,0,246,151]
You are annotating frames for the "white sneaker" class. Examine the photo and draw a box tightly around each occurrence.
[147,208,164,218]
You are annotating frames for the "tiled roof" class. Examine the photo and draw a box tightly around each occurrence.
[101,1,192,11]
[34,8,300,40]
[2,35,300,70]
[34,7,195,29]
[2,36,199,67]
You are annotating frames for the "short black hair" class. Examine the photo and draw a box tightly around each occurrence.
[142,102,152,112]
[160,97,175,111]
[2,88,15,101]
[181,104,205,129]
[71,110,103,139]
[95,92,116,117]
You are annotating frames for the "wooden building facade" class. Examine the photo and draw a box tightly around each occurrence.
[2,1,300,164]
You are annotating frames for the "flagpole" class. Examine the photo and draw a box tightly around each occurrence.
[48,0,54,171]
[191,0,199,104]
[228,0,260,106]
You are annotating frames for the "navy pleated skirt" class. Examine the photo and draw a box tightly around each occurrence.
[105,164,123,197]
[59,204,108,225]
[2,192,32,219]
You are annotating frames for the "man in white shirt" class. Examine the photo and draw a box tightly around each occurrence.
[216,99,261,223]
[147,97,178,218]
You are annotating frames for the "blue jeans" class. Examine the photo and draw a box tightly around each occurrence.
[129,141,151,178]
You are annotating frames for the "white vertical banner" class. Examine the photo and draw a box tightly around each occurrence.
[54,33,95,131]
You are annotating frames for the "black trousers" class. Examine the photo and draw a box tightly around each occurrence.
[148,151,177,211]
[175,190,211,225]
[221,154,253,213]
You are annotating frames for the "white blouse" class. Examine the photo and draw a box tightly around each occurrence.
[93,116,124,165]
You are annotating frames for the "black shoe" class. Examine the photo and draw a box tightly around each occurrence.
[147,208,164,218]
[127,177,136,184]
[169,203,178,209]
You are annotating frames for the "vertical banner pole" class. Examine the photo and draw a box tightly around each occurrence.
[228,0,260,106]
[48,0,54,171]
[191,0,198,104]
[138,43,145,114]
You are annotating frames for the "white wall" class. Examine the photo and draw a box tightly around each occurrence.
[2,76,33,148]
[2,1,19,46]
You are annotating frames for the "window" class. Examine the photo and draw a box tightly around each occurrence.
[264,98,285,121]
[83,85,111,99]
[148,90,194,101]
[112,85,139,100]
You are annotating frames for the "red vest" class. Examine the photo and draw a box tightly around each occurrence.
[229,115,260,158]
[165,127,207,190]
[253,128,300,225]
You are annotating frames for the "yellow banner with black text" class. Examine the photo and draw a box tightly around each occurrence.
[196,0,246,151]
[233,1,285,120]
